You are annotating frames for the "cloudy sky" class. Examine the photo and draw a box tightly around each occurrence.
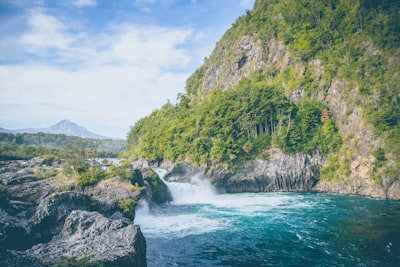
[0,0,255,138]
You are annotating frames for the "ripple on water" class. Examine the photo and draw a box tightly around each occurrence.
[138,193,400,267]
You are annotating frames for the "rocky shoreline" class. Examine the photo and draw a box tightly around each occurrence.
[0,158,148,267]
[1,153,399,265]
[158,149,400,200]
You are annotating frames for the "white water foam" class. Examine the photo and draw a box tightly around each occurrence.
[135,208,229,238]
[166,174,217,205]
[137,169,314,238]
[135,170,227,237]
[153,168,217,205]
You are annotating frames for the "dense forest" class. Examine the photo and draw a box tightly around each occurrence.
[0,132,126,160]
[126,75,341,166]
[126,0,399,181]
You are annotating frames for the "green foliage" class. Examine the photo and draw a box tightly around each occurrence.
[77,165,107,187]
[107,161,145,187]
[126,75,341,167]
[143,168,168,195]
[316,119,342,154]
[127,76,290,166]
[125,0,398,178]
[33,165,59,179]
[61,141,107,187]
[117,197,139,221]
[320,154,341,181]
[0,144,54,160]
[43,256,103,267]
[0,132,125,160]
[373,148,386,167]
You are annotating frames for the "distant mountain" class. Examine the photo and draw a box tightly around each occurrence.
[0,120,107,139]
[47,120,107,139]
[0,127,12,133]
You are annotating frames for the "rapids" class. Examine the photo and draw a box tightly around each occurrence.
[136,172,400,266]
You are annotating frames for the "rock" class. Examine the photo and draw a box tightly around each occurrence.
[0,208,32,250]
[0,161,38,186]
[387,181,400,200]
[0,250,41,267]
[30,191,97,244]
[162,150,323,194]
[313,172,400,200]
[212,152,323,193]
[141,167,172,205]
[27,210,147,267]
[203,35,266,92]
[7,180,56,206]
[0,159,148,267]
[164,164,205,183]
[86,178,142,215]
[131,159,173,205]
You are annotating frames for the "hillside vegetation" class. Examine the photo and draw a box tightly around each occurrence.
[125,0,399,184]
[0,132,126,160]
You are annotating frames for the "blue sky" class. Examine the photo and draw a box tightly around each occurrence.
[0,0,255,138]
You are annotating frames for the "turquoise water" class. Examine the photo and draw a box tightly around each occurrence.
[136,179,400,266]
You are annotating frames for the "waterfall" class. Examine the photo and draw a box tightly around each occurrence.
[153,168,216,205]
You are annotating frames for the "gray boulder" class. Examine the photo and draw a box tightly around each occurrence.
[28,210,147,267]
[0,159,148,267]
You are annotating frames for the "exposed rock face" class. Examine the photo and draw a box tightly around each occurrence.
[31,191,97,244]
[132,160,173,205]
[213,152,323,193]
[314,155,400,200]
[86,178,142,216]
[0,159,147,267]
[164,163,205,183]
[194,30,400,200]
[28,210,147,267]
[204,35,265,92]
[162,150,323,194]
[161,149,400,199]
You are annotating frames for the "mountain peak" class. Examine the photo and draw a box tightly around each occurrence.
[57,119,75,125]
[0,120,107,139]
[47,120,106,139]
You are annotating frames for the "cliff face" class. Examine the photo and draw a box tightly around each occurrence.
[182,2,400,199]
[0,159,147,267]
[198,33,400,199]
[126,0,400,200]
[213,151,323,193]
[160,146,399,199]
[161,149,321,193]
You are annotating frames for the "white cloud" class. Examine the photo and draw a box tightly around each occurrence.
[72,0,96,8]
[1,1,253,138]
[0,10,196,137]
[15,9,194,68]
[19,10,73,52]
[0,64,188,138]
[104,25,192,68]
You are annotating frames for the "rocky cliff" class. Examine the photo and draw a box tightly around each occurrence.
[157,147,400,200]
[197,33,400,199]
[161,150,322,194]
[182,0,400,199]
[156,27,400,199]
[0,158,148,266]
[126,0,400,200]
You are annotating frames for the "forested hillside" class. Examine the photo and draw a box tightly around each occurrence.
[125,0,399,188]
[0,132,126,159]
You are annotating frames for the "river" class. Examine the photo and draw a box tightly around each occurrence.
[135,172,400,266]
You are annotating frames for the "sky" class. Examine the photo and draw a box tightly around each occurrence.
[0,0,255,139]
